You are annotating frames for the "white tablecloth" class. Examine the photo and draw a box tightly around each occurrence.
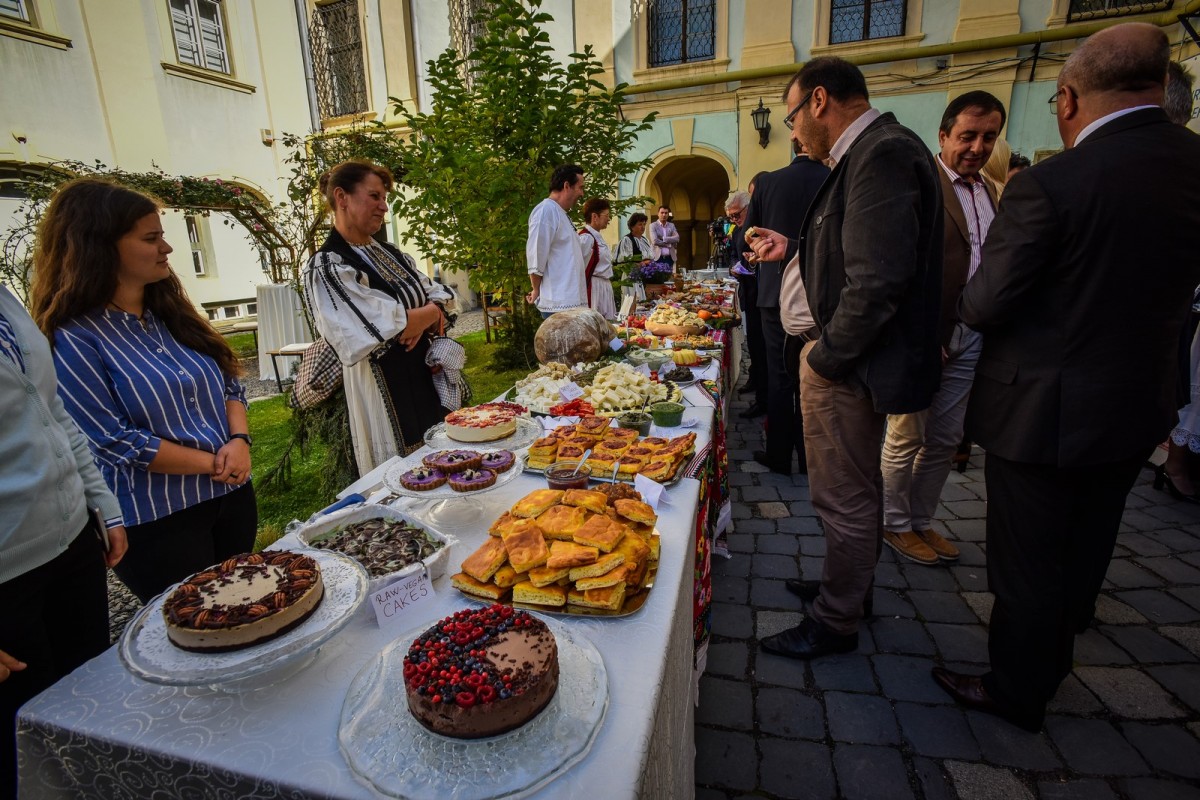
[17,460,707,800]
[256,284,313,382]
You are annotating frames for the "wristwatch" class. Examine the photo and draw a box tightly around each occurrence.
[228,433,253,447]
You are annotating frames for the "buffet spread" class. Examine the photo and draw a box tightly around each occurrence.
[17,279,741,800]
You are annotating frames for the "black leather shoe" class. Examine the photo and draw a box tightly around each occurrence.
[784,580,874,618]
[761,616,858,660]
[739,403,767,419]
[753,451,791,474]
[930,667,1042,732]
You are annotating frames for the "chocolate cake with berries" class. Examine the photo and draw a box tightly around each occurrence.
[162,551,324,653]
[403,605,559,739]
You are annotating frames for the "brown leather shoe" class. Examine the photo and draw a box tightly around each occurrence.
[917,529,960,561]
[883,530,939,565]
[930,667,1042,732]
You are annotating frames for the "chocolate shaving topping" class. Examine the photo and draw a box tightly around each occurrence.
[162,550,319,629]
[310,518,443,578]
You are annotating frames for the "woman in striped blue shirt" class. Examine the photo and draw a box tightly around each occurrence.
[31,178,257,603]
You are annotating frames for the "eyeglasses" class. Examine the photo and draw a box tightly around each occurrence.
[784,90,815,130]
[1048,87,1065,114]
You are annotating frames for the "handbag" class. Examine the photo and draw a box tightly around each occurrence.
[426,316,470,411]
[288,337,343,410]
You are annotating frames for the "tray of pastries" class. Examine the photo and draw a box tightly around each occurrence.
[523,421,697,485]
[450,484,659,616]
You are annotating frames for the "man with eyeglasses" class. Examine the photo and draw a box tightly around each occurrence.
[747,57,942,660]
[933,23,1200,732]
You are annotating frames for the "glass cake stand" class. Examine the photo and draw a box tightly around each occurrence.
[382,452,526,527]
[117,549,368,690]
[423,416,542,452]
[338,615,607,800]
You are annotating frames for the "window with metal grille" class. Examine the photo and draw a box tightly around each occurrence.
[169,0,229,74]
[830,0,907,44]
[1067,0,1171,20]
[309,0,368,120]
[648,0,716,68]
[449,0,489,87]
[185,214,208,276]
[0,0,29,22]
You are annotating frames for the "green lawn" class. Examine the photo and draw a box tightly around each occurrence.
[225,331,257,358]
[250,328,525,546]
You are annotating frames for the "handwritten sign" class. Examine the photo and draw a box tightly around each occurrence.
[559,382,585,402]
[635,364,652,379]
[633,473,666,511]
[371,571,436,633]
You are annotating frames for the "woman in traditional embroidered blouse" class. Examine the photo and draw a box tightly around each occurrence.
[614,212,653,267]
[32,178,256,603]
[303,160,453,474]
[578,198,616,320]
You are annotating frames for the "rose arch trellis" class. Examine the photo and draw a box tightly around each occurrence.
[0,160,295,305]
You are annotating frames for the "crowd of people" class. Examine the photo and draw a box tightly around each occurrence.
[734,22,1200,735]
[2,19,1198,792]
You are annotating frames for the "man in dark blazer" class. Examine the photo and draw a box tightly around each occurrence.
[748,57,943,659]
[880,91,1004,566]
[935,23,1200,731]
[743,147,829,472]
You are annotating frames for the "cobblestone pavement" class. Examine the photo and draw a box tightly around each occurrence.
[697,391,1200,799]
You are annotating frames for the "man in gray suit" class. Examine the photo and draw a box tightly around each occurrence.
[749,57,943,659]
[933,23,1200,731]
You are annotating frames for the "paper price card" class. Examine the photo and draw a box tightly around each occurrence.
[372,571,437,633]
[609,337,624,352]
[635,364,653,379]
[633,473,666,510]
[559,382,585,402]
[618,295,635,320]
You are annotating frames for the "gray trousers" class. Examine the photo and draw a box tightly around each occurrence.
[881,323,983,533]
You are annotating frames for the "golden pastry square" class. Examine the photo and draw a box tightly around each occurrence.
[501,519,550,573]
[615,456,643,476]
[528,435,560,453]
[613,498,657,527]
[594,439,631,457]
[491,564,527,589]
[573,514,627,552]
[575,562,632,590]
[604,427,640,442]
[585,452,618,475]
[555,444,588,463]
[535,504,587,540]
[527,565,571,587]
[545,540,600,569]
[576,416,611,437]
[461,537,509,583]
[511,489,565,518]
[568,551,626,582]
[452,572,510,601]
[659,433,697,458]
[513,580,567,607]
[526,455,556,471]
[561,488,608,514]
[615,530,651,567]
[639,437,669,452]
[626,521,656,541]
[550,424,578,439]
[638,459,675,482]
[488,511,518,537]
[563,435,596,450]
[567,582,626,611]
[622,446,656,465]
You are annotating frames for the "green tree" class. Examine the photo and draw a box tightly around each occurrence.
[389,0,655,370]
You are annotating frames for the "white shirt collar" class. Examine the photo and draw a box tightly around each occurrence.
[1073,105,1158,147]
[829,107,882,167]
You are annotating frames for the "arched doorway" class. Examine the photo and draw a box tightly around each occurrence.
[644,155,730,270]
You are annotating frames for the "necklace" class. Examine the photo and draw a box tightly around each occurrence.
[109,300,148,330]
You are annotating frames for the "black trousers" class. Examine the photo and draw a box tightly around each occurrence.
[760,307,804,470]
[981,451,1145,726]
[1,526,109,797]
[737,275,767,406]
[114,483,258,604]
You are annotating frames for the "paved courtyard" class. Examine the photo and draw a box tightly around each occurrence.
[696,393,1200,799]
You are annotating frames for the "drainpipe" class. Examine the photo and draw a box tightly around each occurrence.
[294,0,322,132]
[624,0,1200,96]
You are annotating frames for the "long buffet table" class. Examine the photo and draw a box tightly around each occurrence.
[17,365,735,799]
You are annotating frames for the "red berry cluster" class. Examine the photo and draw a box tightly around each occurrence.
[403,605,531,708]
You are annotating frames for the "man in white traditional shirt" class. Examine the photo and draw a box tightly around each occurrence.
[649,205,680,266]
[879,91,1004,566]
[527,164,588,317]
